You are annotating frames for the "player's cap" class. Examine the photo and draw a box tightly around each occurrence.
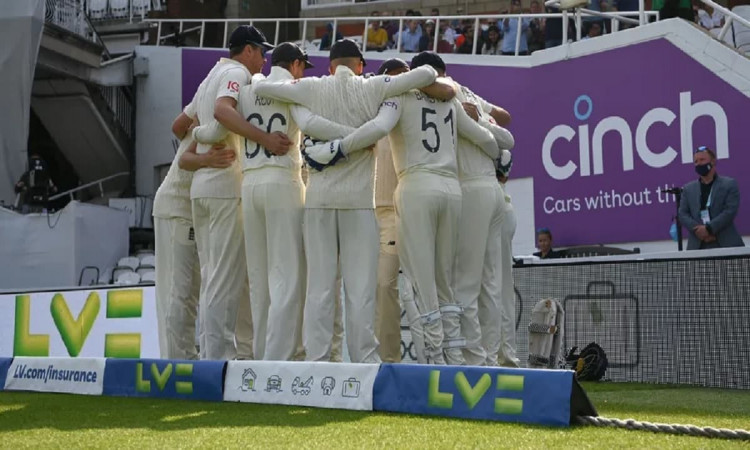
[228,25,275,51]
[272,42,314,69]
[330,39,366,66]
[410,51,446,72]
[377,58,409,75]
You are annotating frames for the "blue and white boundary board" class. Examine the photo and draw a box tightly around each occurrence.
[0,358,596,427]
[103,358,225,402]
[374,364,596,426]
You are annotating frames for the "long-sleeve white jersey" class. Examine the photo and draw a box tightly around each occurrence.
[186,58,251,199]
[194,67,356,175]
[454,83,515,180]
[253,64,438,209]
[153,102,197,221]
[331,90,501,179]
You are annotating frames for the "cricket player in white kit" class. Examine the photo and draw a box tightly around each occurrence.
[193,43,356,361]
[180,26,288,360]
[155,111,239,359]
[254,39,453,363]
[304,52,506,365]
[489,151,521,367]
[451,81,516,366]
[372,59,412,363]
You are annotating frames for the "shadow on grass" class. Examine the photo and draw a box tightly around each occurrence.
[580,382,750,424]
[0,392,368,433]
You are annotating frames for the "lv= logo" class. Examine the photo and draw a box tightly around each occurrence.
[428,371,524,415]
[14,290,143,358]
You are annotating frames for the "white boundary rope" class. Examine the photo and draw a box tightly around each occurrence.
[576,416,750,440]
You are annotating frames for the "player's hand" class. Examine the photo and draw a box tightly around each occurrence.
[462,102,480,121]
[302,140,345,172]
[263,132,292,156]
[204,144,235,169]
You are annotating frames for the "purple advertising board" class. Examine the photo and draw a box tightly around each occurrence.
[181,39,748,246]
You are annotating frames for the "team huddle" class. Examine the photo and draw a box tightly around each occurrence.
[152,25,517,367]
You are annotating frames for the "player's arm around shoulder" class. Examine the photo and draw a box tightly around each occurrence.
[178,139,236,172]
[253,76,318,107]
[418,76,457,101]
[380,65,438,99]
[454,98,501,159]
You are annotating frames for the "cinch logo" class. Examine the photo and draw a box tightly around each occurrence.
[427,370,524,415]
[542,92,729,180]
[136,362,193,395]
[14,290,143,358]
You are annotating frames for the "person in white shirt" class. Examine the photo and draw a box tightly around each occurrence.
[192,43,355,361]
[253,39,455,363]
[153,109,236,360]
[303,52,510,365]
[178,25,285,361]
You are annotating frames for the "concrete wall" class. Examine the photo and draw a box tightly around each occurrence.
[133,46,183,199]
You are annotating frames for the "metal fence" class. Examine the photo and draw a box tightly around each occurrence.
[511,252,750,389]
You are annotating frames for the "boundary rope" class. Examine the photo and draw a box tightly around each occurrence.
[576,415,750,440]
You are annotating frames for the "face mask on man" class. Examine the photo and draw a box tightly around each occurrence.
[695,162,712,177]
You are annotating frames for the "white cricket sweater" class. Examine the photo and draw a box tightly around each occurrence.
[188,58,251,199]
[455,83,515,181]
[153,136,195,221]
[254,64,438,209]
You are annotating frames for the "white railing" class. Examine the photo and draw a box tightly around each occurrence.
[49,172,130,202]
[45,0,92,39]
[87,0,163,23]
[143,11,660,56]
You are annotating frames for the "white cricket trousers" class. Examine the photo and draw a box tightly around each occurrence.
[375,206,402,363]
[303,208,380,363]
[454,177,506,366]
[154,217,200,360]
[241,168,305,361]
[395,172,463,365]
[491,197,519,367]
[192,197,251,361]
[476,186,518,367]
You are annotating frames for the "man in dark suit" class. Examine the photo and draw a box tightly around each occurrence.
[678,146,744,250]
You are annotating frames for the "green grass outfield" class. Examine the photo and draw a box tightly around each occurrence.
[1,383,748,449]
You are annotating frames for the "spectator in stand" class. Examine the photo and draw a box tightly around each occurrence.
[419,19,436,51]
[583,0,609,34]
[481,25,503,54]
[581,22,602,39]
[367,15,389,51]
[544,4,573,48]
[382,12,400,48]
[533,228,563,259]
[319,23,343,50]
[695,2,724,35]
[431,7,440,16]
[455,24,477,54]
[611,0,639,28]
[528,0,546,53]
[396,19,422,52]
[440,19,458,48]
[654,0,694,22]
[501,0,531,55]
